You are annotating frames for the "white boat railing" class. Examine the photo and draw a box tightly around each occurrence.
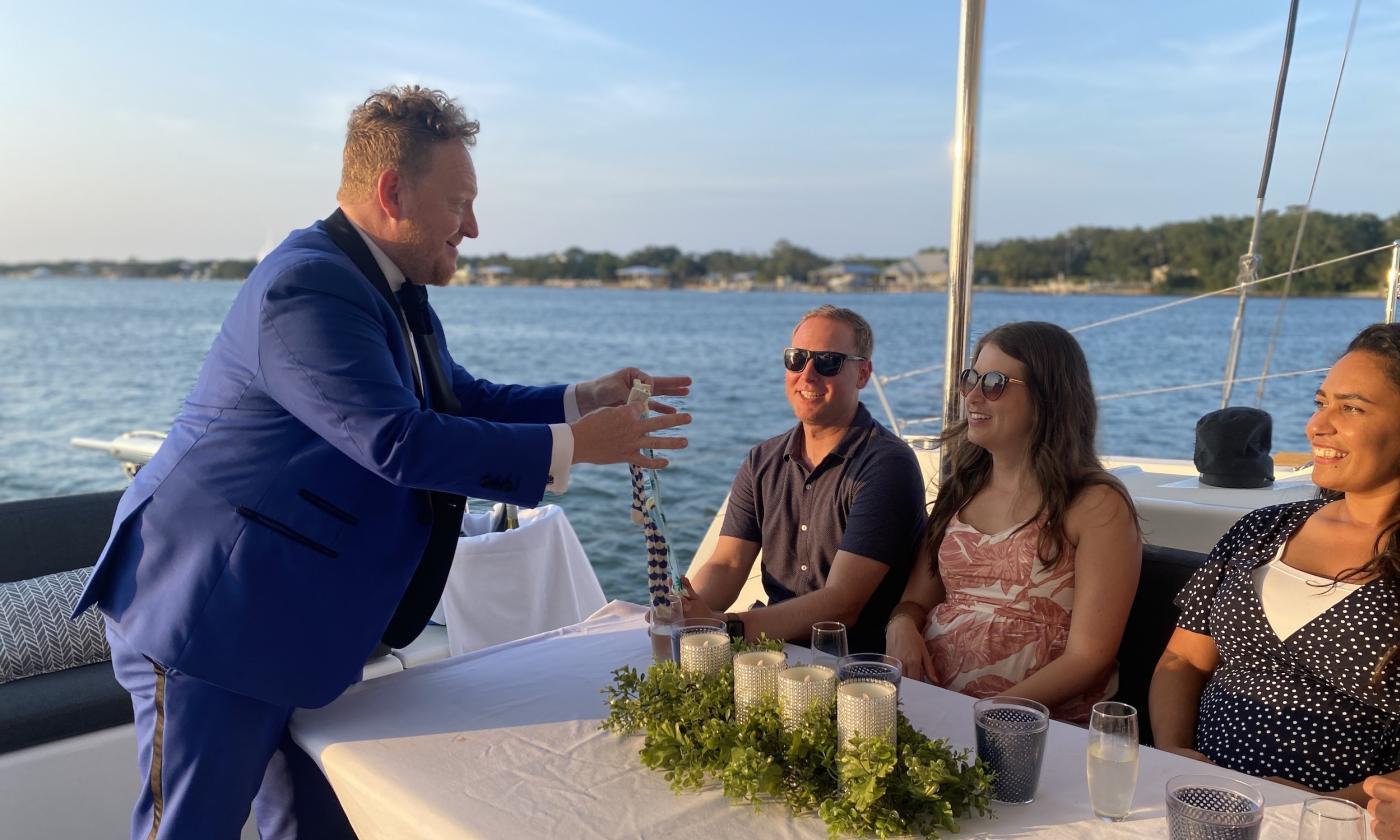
[69,430,166,475]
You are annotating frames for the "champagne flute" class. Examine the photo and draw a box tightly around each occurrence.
[1296,797,1365,840]
[809,621,848,668]
[1086,701,1138,821]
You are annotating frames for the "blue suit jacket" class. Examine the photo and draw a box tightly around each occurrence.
[74,219,564,708]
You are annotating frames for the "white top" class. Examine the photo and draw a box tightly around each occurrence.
[290,603,1311,840]
[350,220,576,492]
[1252,542,1361,640]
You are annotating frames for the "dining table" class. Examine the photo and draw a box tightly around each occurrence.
[291,602,1319,840]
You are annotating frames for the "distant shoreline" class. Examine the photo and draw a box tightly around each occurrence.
[3,273,1387,299]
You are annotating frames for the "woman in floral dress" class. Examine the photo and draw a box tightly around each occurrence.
[1151,324,1400,801]
[885,321,1142,723]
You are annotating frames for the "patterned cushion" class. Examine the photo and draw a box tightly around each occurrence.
[0,568,110,684]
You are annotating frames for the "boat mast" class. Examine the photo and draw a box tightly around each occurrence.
[1220,0,1301,407]
[940,0,985,476]
[1387,243,1400,324]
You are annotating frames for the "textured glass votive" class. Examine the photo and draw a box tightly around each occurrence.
[974,696,1050,804]
[778,664,836,730]
[733,650,787,722]
[837,653,902,688]
[836,679,897,750]
[1165,775,1263,840]
[676,619,730,675]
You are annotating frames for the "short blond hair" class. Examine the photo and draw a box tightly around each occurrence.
[795,304,874,357]
[337,85,480,204]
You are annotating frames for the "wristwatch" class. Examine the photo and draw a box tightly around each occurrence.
[724,613,745,642]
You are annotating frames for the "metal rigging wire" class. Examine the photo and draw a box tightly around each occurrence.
[1063,244,1395,334]
[1219,0,1301,408]
[1254,0,1365,405]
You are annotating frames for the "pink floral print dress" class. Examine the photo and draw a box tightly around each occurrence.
[922,512,1114,723]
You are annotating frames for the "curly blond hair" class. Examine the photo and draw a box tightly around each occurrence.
[337,85,479,204]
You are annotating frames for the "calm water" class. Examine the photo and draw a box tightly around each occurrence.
[0,278,1380,601]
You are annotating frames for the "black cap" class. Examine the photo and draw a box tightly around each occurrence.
[1194,407,1274,489]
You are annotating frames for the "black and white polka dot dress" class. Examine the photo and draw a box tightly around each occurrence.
[1174,500,1400,792]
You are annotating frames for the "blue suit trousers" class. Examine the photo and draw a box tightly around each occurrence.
[108,625,304,839]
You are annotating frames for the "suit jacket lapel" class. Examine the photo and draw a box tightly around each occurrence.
[323,208,394,302]
[322,208,425,407]
[321,209,466,648]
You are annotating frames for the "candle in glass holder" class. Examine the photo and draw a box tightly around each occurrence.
[678,631,731,675]
[733,650,787,722]
[778,664,836,730]
[836,680,897,750]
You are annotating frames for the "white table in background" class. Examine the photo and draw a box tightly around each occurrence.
[1111,468,1317,554]
[291,602,1313,840]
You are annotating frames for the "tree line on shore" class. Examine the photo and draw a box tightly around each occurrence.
[6,208,1396,293]
[976,208,1399,294]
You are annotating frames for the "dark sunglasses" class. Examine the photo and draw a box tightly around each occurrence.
[783,347,868,377]
[958,368,1027,401]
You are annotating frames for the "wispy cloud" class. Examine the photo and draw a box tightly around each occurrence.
[471,0,640,55]
[990,15,1348,97]
[279,72,520,136]
[1159,18,1295,64]
[112,109,200,135]
[571,81,682,119]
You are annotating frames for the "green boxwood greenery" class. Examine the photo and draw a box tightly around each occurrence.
[601,651,993,839]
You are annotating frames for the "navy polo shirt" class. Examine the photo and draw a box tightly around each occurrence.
[721,402,927,653]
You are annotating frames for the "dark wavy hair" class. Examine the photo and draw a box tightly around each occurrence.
[1317,322,1400,583]
[924,321,1138,571]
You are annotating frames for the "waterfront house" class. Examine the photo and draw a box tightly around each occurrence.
[475,264,514,285]
[881,250,949,288]
[616,265,671,288]
[810,262,881,290]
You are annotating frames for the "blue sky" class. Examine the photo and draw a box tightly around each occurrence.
[1,1,1397,262]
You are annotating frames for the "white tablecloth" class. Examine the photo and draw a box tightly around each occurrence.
[291,603,1313,840]
[435,504,606,656]
[1112,469,1317,554]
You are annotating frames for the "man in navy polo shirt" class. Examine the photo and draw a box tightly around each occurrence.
[683,305,926,654]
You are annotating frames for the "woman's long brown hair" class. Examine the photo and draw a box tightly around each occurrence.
[1317,322,1400,584]
[924,321,1138,572]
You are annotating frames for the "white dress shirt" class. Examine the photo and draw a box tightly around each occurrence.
[349,221,577,493]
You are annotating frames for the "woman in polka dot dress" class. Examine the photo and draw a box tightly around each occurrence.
[1150,323,1400,803]
[885,322,1142,723]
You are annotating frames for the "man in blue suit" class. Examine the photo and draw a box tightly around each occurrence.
[74,85,691,839]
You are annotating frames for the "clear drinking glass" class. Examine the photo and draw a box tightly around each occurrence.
[809,621,849,668]
[1296,796,1365,840]
[648,591,683,662]
[1086,701,1138,821]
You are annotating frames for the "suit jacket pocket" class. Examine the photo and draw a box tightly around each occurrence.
[236,506,339,558]
[297,488,360,525]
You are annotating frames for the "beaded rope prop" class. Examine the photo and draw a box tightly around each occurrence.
[627,380,675,610]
